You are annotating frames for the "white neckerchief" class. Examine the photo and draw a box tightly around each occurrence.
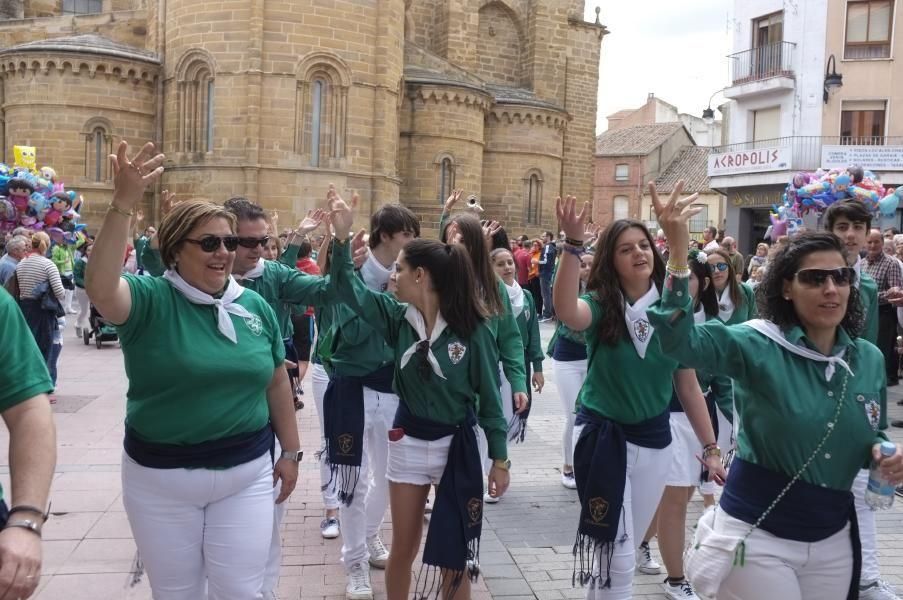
[504,280,525,316]
[163,269,252,344]
[234,258,265,282]
[744,319,853,382]
[717,286,735,323]
[694,307,707,325]
[853,255,862,290]
[399,305,448,379]
[623,284,659,358]
[360,253,394,292]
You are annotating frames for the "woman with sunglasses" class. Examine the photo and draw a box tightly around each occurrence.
[85,142,301,599]
[328,195,509,600]
[647,187,903,600]
[552,188,722,600]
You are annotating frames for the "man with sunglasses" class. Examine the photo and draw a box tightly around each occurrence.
[825,201,901,600]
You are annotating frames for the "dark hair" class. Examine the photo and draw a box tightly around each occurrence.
[757,232,863,338]
[440,213,505,315]
[403,239,487,338]
[369,204,421,249]
[484,221,510,252]
[586,219,665,346]
[298,239,313,259]
[50,192,72,208]
[706,226,717,237]
[824,199,873,231]
[708,248,744,310]
[7,178,34,194]
[543,230,554,240]
[223,196,266,222]
[689,252,718,317]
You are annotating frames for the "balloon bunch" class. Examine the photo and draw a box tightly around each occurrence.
[769,165,899,239]
[0,146,85,240]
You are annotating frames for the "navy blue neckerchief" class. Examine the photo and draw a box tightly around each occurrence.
[721,458,860,600]
[124,423,273,469]
[507,352,533,444]
[572,406,670,589]
[322,364,394,506]
[394,401,482,599]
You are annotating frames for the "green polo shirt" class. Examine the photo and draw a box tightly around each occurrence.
[240,260,330,340]
[576,292,679,424]
[117,275,285,445]
[515,292,543,373]
[546,321,586,357]
[329,240,507,460]
[720,282,757,326]
[859,271,879,345]
[488,279,528,394]
[1,290,53,410]
[327,301,394,377]
[649,275,887,491]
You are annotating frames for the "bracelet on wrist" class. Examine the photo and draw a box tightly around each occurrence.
[8,504,49,523]
[564,237,585,247]
[108,203,134,217]
[702,445,722,460]
[3,519,41,538]
[562,245,582,259]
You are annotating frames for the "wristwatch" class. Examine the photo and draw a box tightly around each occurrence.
[4,519,41,537]
[492,459,511,471]
[280,450,303,463]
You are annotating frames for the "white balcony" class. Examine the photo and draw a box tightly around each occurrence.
[723,42,796,100]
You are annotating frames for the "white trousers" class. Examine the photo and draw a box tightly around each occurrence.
[716,511,853,600]
[554,359,587,467]
[852,468,880,583]
[121,452,274,600]
[311,363,340,510]
[263,440,287,595]
[74,287,90,331]
[573,426,672,600]
[338,386,398,570]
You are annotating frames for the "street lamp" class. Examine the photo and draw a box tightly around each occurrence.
[823,54,843,103]
[701,90,725,125]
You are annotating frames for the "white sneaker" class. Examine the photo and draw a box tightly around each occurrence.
[860,579,902,600]
[662,578,699,600]
[561,471,577,489]
[320,517,340,539]
[366,534,389,569]
[346,562,373,600]
[635,541,661,574]
[483,492,500,504]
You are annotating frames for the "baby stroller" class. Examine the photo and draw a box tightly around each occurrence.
[83,304,119,349]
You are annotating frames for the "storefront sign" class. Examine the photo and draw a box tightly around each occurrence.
[730,188,784,208]
[708,147,791,176]
[821,145,903,171]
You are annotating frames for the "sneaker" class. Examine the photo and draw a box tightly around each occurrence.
[662,578,699,600]
[860,579,902,600]
[75,326,82,337]
[346,562,373,600]
[320,517,340,539]
[561,471,577,489]
[366,534,389,569]
[538,316,553,323]
[635,541,661,574]
[483,491,500,504]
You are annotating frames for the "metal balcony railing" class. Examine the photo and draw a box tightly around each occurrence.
[710,136,903,173]
[729,42,795,86]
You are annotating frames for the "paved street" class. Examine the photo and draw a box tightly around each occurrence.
[10,318,903,599]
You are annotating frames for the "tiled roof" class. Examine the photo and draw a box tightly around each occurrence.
[606,108,635,120]
[595,122,685,156]
[654,146,712,194]
[0,34,159,63]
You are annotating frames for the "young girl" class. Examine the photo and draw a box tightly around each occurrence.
[328,196,509,600]
[553,191,723,599]
[547,251,592,489]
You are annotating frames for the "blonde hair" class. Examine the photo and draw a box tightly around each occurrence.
[31,231,50,254]
[157,200,236,268]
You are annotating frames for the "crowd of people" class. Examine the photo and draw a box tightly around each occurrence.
[3,139,903,600]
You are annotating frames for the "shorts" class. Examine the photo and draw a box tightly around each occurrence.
[666,412,703,487]
[386,431,453,486]
[291,314,313,362]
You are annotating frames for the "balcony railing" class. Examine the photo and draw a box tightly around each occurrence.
[729,42,795,86]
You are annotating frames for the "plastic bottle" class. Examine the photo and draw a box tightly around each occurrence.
[865,441,897,510]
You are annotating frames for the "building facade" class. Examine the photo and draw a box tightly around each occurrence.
[0,0,606,235]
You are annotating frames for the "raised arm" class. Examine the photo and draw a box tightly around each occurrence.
[85,142,164,324]
[280,209,326,267]
[551,196,594,331]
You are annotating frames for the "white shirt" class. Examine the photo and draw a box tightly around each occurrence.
[360,253,394,293]
[703,240,720,253]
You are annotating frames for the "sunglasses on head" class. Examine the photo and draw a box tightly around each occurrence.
[794,267,856,288]
[184,235,239,252]
[711,262,730,272]
[238,236,271,249]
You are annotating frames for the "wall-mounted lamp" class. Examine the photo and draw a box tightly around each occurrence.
[701,90,725,125]
[823,54,843,103]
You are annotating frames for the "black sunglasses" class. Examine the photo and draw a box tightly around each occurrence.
[415,340,431,381]
[237,236,271,249]
[184,235,239,252]
[795,267,856,288]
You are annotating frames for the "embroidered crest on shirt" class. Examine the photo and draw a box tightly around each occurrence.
[864,399,881,431]
[633,318,651,343]
[244,314,263,336]
[448,341,466,364]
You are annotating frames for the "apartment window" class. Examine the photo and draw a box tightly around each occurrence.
[62,0,102,14]
[614,164,629,181]
[309,79,326,167]
[524,170,542,225]
[845,1,894,59]
[752,107,781,142]
[613,196,629,221]
[752,12,785,78]
[841,100,886,144]
[689,205,709,235]
[437,156,455,203]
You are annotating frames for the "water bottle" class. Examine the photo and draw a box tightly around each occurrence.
[865,441,897,510]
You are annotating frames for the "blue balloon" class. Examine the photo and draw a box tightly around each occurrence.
[879,193,900,216]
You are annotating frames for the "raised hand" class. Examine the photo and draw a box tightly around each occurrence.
[135,209,144,224]
[296,209,326,236]
[649,180,699,260]
[327,185,357,240]
[161,189,177,215]
[556,195,589,241]
[351,229,368,269]
[444,189,463,213]
[109,141,165,209]
[482,219,501,250]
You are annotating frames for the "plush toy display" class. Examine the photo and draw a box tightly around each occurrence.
[0,148,83,233]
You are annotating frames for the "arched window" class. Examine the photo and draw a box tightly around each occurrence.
[524,170,543,224]
[82,118,113,182]
[176,51,215,153]
[613,196,630,221]
[295,53,351,168]
[436,155,455,203]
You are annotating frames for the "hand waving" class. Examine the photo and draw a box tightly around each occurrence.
[109,141,165,209]
[649,180,699,259]
[555,195,589,242]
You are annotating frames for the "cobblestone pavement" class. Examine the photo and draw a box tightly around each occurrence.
[10,319,903,599]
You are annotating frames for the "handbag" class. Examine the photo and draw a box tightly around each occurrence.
[32,280,65,317]
[684,369,849,599]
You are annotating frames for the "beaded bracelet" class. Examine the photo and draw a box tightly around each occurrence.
[564,237,585,247]
[561,244,582,259]
[108,203,134,217]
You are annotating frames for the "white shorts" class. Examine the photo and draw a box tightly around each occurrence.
[666,412,703,487]
[386,432,453,486]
